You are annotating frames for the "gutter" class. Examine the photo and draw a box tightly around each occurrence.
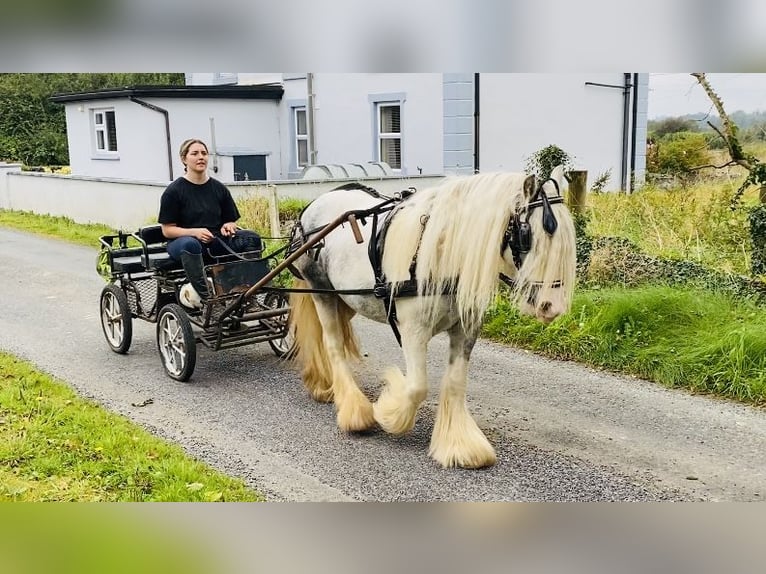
[129,96,173,180]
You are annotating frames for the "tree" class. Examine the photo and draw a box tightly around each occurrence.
[649,117,699,139]
[691,72,766,204]
[0,73,184,166]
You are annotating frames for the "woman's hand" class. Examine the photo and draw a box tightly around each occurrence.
[193,227,215,243]
[220,222,238,237]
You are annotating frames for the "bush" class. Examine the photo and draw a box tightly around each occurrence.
[524,144,574,179]
[647,132,711,178]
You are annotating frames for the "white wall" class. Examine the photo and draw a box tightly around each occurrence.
[65,99,170,181]
[65,98,283,183]
[279,74,444,177]
[0,172,445,230]
[480,73,633,190]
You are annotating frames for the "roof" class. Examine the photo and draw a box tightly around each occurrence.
[50,84,284,103]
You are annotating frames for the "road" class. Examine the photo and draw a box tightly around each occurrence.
[1,227,765,501]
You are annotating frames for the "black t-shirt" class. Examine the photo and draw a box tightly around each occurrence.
[158,177,240,234]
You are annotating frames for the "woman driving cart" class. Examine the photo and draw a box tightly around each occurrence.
[158,138,262,308]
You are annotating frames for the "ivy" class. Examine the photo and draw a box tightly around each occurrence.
[524,144,574,180]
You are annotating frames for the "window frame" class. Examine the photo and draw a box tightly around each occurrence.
[91,107,119,158]
[287,99,308,176]
[369,92,406,174]
[294,106,308,169]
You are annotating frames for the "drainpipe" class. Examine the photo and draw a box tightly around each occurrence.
[306,73,318,165]
[474,73,480,173]
[629,73,639,192]
[584,75,633,191]
[621,73,632,192]
[129,96,173,180]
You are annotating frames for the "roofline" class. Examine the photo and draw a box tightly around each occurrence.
[50,84,284,103]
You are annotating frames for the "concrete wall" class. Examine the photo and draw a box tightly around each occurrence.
[0,171,445,231]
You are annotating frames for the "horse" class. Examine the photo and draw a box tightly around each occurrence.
[288,166,576,468]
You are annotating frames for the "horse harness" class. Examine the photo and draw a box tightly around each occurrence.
[289,178,565,346]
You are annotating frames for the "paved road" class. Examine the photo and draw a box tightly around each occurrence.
[2,227,765,501]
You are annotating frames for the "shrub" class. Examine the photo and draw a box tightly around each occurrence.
[524,144,574,180]
[647,132,711,178]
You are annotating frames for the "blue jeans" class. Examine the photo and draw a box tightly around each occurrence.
[167,230,262,261]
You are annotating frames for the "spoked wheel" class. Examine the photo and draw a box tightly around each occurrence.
[263,292,296,359]
[156,303,197,382]
[100,284,133,354]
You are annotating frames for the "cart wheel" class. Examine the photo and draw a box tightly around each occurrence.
[156,304,197,382]
[100,284,133,354]
[263,292,296,359]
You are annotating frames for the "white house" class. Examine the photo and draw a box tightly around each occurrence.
[52,73,649,191]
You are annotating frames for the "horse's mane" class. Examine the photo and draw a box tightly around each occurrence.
[382,172,529,330]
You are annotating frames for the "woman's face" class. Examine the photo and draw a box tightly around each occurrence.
[184,142,209,175]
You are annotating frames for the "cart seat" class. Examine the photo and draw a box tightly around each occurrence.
[137,225,183,272]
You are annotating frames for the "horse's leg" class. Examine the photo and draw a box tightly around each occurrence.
[311,294,375,432]
[373,317,429,435]
[429,322,496,469]
[290,280,334,403]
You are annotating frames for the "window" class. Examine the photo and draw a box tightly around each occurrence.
[294,107,308,168]
[377,103,401,170]
[93,109,118,154]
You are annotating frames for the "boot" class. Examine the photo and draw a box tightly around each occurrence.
[179,251,210,308]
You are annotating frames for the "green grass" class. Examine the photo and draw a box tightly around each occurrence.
[0,209,116,248]
[586,181,756,275]
[483,285,766,404]
[0,352,263,502]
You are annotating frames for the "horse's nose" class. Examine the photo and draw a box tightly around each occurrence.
[536,300,559,324]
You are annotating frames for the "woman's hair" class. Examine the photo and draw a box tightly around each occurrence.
[179,138,208,161]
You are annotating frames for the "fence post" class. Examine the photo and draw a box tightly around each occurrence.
[566,170,588,214]
[268,185,281,237]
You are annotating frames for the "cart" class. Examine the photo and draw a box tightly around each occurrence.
[97,198,400,382]
[97,224,295,382]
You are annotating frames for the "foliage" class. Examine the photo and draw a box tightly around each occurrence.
[646,132,711,178]
[524,144,574,180]
[748,204,766,275]
[0,73,184,166]
[648,116,700,139]
[0,352,262,501]
[483,285,766,404]
[586,182,754,276]
[589,169,612,193]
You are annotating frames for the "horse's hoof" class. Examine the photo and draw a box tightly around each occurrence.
[309,386,334,403]
[336,397,375,432]
[430,445,497,469]
[373,401,417,436]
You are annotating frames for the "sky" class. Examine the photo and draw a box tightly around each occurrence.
[648,73,766,119]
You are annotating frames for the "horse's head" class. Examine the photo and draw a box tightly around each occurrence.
[502,165,577,324]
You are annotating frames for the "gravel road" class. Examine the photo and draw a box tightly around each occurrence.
[2,227,765,501]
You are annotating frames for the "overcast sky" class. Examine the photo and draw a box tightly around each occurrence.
[648,73,766,118]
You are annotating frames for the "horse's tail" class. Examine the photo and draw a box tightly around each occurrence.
[289,279,360,403]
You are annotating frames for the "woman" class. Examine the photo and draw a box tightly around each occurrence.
[158,138,262,308]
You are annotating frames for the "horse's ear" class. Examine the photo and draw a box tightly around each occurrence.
[523,175,536,200]
[550,165,564,186]
[546,165,565,196]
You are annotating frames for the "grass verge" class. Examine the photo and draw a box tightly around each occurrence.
[483,284,766,405]
[0,352,263,501]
